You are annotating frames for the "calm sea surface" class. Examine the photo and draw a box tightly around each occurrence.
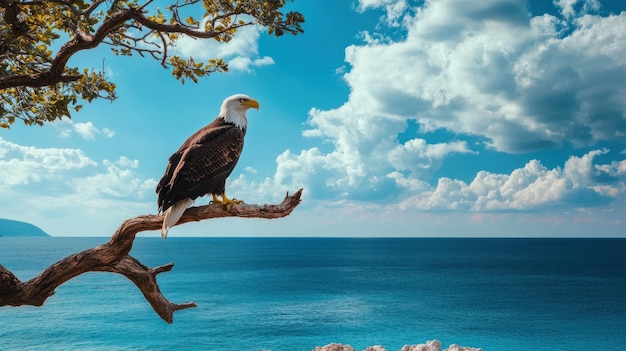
[1,237,625,351]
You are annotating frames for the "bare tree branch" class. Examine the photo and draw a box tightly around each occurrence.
[0,189,303,323]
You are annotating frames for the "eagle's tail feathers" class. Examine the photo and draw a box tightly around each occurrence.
[161,198,194,238]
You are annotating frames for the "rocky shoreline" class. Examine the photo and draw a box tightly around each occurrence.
[312,340,482,351]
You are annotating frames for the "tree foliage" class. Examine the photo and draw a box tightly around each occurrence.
[0,0,304,127]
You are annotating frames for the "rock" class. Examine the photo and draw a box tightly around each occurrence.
[313,343,356,351]
[446,345,483,351]
[312,341,481,351]
[363,346,387,351]
[400,340,442,351]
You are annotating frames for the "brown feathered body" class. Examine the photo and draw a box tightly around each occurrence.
[156,118,245,214]
[156,94,258,238]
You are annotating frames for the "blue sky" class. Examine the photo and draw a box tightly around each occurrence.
[1,0,625,237]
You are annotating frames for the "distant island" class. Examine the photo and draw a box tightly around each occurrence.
[0,218,50,237]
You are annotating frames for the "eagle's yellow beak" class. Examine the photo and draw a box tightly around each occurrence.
[243,99,260,110]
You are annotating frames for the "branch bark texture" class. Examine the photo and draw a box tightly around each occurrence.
[0,189,302,323]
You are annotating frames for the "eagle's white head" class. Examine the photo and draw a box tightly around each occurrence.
[219,94,260,130]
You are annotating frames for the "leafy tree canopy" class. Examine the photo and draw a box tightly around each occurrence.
[0,0,304,128]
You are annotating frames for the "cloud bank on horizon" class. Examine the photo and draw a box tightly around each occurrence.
[1,0,625,236]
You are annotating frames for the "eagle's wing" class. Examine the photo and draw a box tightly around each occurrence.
[157,124,244,212]
[156,152,180,212]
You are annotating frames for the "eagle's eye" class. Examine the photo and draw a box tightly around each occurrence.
[239,98,248,103]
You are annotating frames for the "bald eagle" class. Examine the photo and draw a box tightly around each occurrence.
[156,94,259,237]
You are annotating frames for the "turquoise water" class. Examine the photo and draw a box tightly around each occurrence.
[1,237,625,351]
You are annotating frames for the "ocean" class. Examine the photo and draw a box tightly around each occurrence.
[1,237,625,351]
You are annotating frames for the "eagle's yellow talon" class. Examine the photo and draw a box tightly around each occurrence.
[213,194,243,211]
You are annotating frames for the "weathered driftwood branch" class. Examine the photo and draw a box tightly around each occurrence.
[0,189,303,323]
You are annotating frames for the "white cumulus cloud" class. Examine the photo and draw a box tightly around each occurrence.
[357,0,409,26]
[0,139,157,235]
[56,120,115,140]
[398,149,625,211]
[72,157,156,199]
[0,137,97,186]
[554,0,601,18]
[171,21,273,72]
[338,0,626,153]
[236,0,626,214]
[74,122,99,140]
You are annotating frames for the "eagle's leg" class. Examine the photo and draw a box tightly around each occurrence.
[212,194,243,211]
